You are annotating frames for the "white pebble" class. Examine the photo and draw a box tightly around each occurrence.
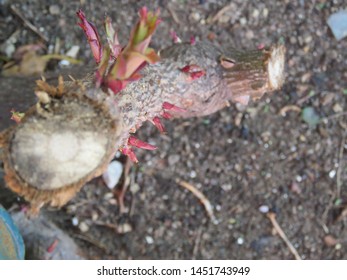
[72,216,79,226]
[237,237,244,245]
[190,170,197,178]
[259,205,270,213]
[145,236,154,244]
[329,170,336,178]
[102,161,123,189]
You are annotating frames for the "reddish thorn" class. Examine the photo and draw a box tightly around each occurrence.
[152,116,165,133]
[47,239,59,253]
[190,36,196,45]
[122,147,138,163]
[128,136,157,150]
[162,102,186,113]
[180,64,206,81]
[161,111,173,119]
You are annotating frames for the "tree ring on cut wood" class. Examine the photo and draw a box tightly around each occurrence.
[2,90,120,211]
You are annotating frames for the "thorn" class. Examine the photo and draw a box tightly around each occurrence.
[152,116,166,133]
[190,35,196,45]
[162,102,186,113]
[128,136,157,150]
[122,147,138,163]
[180,64,206,81]
[47,239,59,253]
[161,111,173,119]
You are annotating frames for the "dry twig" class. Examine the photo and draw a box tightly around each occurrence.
[10,5,49,42]
[211,3,233,23]
[336,133,346,199]
[279,105,301,116]
[167,5,180,25]
[266,212,301,260]
[321,111,347,123]
[192,226,203,259]
[176,179,217,224]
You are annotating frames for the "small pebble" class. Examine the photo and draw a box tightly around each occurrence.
[239,17,247,26]
[252,9,260,18]
[333,103,343,113]
[145,236,154,244]
[168,154,180,165]
[49,5,60,15]
[190,170,197,178]
[79,221,89,233]
[329,170,336,178]
[221,183,232,191]
[118,223,132,234]
[130,183,140,194]
[102,161,123,189]
[259,205,270,213]
[237,237,244,245]
[327,10,347,41]
[72,216,79,226]
[263,8,269,18]
[324,235,338,247]
[65,45,80,58]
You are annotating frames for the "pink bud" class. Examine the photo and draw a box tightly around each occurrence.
[190,36,196,45]
[152,116,165,133]
[128,136,157,150]
[170,31,181,43]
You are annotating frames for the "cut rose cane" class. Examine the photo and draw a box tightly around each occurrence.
[128,136,157,150]
[76,10,103,64]
[180,64,206,81]
[10,109,25,123]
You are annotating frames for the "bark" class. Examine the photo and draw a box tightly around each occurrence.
[0,41,285,211]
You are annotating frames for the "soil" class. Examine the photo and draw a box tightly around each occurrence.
[1,0,347,259]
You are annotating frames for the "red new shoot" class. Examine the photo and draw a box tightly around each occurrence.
[76,10,103,64]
